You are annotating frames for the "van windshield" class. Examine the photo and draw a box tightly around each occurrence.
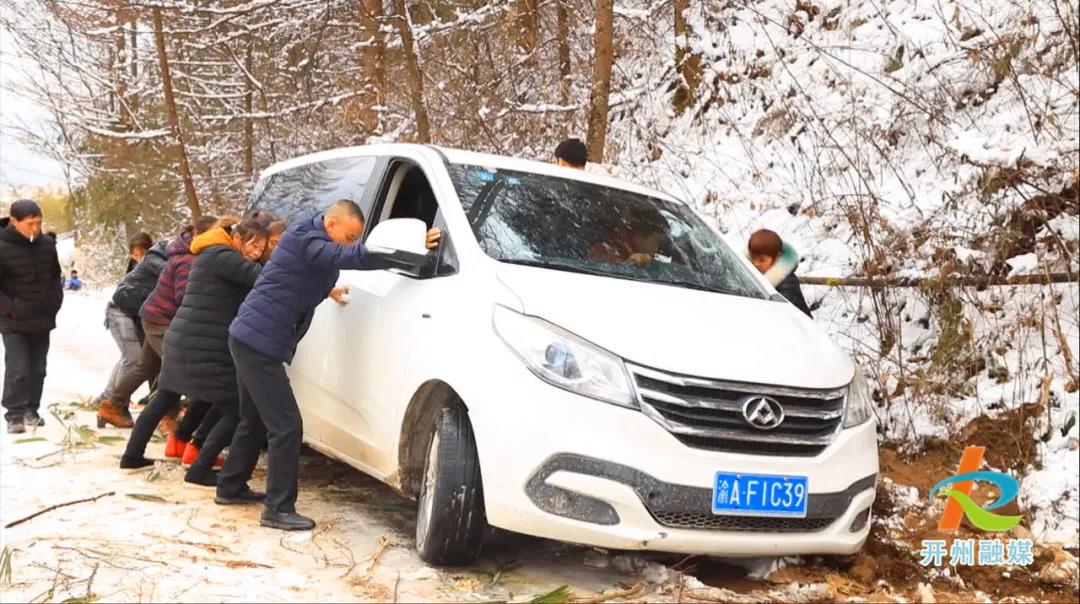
[447,164,767,299]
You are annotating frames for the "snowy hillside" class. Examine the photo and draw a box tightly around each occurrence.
[605,0,1079,545]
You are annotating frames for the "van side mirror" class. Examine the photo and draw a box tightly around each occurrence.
[367,218,432,271]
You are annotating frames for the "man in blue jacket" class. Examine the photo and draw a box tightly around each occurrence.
[216,199,440,530]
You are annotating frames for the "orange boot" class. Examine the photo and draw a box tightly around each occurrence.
[96,399,134,428]
[164,435,188,459]
[181,442,223,468]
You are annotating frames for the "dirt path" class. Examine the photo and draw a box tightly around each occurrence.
[1,293,1076,602]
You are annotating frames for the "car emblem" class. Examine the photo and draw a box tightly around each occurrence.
[741,396,785,430]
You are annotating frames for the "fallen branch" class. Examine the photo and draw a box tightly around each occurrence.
[4,492,115,529]
[368,536,392,573]
[573,581,644,603]
[800,271,1076,288]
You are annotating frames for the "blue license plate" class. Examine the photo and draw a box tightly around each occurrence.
[712,472,809,517]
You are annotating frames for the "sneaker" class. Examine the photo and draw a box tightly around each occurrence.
[24,412,45,428]
[164,435,188,459]
[260,510,315,531]
[214,487,267,506]
[119,455,155,471]
[7,418,26,434]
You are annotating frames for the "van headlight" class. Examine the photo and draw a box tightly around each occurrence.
[492,305,636,408]
[842,366,875,428]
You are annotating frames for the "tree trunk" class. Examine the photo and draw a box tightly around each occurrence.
[115,6,127,126]
[391,0,431,143]
[358,0,385,136]
[515,0,540,51]
[243,40,254,183]
[152,7,201,220]
[557,0,571,106]
[673,0,703,115]
[586,0,615,163]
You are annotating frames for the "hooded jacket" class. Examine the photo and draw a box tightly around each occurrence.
[112,239,168,318]
[139,230,195,326]
[0,217,63,334]
[158,228,262,403]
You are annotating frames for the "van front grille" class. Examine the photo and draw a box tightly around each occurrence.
[628,364,847,457]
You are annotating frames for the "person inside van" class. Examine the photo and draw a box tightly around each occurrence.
[586,209,668,267]
[748,229,812,317]
[554,138,587,170]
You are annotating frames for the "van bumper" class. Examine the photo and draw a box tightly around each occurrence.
[468,369,879,556]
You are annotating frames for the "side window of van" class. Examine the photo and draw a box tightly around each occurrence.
[250,156,377,224]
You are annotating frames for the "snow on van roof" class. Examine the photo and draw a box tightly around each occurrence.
[256,144,681,204]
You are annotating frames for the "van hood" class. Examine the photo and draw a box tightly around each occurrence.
[496,264,853,390]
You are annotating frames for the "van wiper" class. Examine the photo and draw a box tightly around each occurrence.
[498,258,613,278]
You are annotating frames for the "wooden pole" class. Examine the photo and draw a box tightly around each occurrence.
[799,272,1077,288]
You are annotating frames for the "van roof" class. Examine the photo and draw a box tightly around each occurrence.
[256,144,678,203]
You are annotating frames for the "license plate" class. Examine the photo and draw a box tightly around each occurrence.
[712,472,809,517]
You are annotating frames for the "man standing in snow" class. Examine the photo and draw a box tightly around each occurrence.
[0,200,64,434]
[216,200,441,530]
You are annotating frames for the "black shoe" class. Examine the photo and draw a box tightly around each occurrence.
[24,412,45,428]
[184,465,219,489]
[260,510,315,531]
[7,418,25,434]
[215,487,267,506]
[119,455,154,470]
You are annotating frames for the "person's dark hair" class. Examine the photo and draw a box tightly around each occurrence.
[10,199,43,220]
[748,229,783,259]
[233,215,274,242]
[71,270,78,276]
[128,232,153,252]
[328,199,365,222]
[193,215,219,234]
[46,231,57,240]
[268,221,287,236]
[555,138,588,167]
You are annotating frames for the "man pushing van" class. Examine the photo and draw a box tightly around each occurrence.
[216,200,441,530]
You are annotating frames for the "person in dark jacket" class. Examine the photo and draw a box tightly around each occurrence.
[97,233,169,428]
[97,231,157,425]
[0,200,63,433]
[106,215,220,446]
[215,200,440,530]
[748,229,812,317]
[120,215,272,487]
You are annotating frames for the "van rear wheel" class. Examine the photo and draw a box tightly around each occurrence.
[415,406,486,565]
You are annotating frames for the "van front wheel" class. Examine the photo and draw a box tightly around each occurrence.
[415,406,486,565]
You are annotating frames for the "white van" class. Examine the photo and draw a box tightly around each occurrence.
[247,144,878,565]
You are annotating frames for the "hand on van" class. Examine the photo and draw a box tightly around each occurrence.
[426,228,442,250]
[329,286,350,305]
[627,252,654,267]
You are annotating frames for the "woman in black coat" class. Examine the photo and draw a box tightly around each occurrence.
[121,215,273,486]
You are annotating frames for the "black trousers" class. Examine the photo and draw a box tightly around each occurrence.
[191,398,238,471]
[123,388,180,459]
[2,332,50,422]
[218,337,303,514]
[176,400,213,443]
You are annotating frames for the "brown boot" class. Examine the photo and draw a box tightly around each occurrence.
[157,408,179,437]
[97,399,134,428]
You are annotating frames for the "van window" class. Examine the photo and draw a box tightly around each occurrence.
[250,156,376,224]
[447,164,767,300]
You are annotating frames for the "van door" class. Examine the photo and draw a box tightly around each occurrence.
[295,155,460,480]
[253,153,384,447]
